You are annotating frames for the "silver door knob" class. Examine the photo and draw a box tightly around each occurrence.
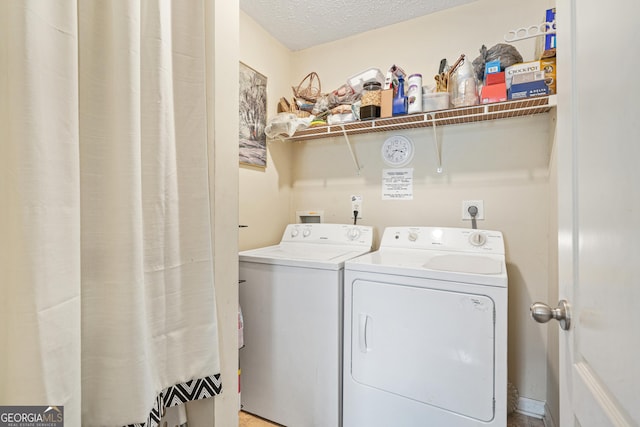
[530,300,571,331]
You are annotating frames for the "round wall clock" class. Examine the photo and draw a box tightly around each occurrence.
[381,135,414,167]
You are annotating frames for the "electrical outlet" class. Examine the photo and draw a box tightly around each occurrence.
[462,200,484,220]
[351,195,363,219]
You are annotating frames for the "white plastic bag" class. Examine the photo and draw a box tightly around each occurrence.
[264,113,313,138]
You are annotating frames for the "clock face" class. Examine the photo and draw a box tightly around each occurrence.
[381,135,414,167]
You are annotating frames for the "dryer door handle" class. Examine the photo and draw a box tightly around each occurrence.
[359,314,371,353]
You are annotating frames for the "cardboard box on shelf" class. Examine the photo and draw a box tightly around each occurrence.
[486,71,505,86]
[380,89,394,118]
[535,9,557,58]
[505,61,541,89]
[540,56,556,94]
[508,79,548,100]
[512,71,545,85]
[485,60,501,76]
[506,56,557,94]
[481,83,507,104]
[545,8,556,51]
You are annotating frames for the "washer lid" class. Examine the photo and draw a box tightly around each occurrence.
[243,244,365,261]
[240,243,372,270]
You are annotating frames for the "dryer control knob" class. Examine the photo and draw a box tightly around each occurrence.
[348,227,361,240]
[408,231,418,242]
[302,228,311,237]
[468,231,487,246]
[290,228,299,238]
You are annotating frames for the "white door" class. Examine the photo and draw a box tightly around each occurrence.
[553,0,640,425]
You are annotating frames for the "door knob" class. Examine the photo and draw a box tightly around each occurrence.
[530,300,571,330]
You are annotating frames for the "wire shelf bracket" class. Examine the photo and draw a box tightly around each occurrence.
[339,124,362,175]
[427,113,443,173]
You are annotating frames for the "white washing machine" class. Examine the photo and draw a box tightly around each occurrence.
[343,226,508,427]
[239,223,373,427]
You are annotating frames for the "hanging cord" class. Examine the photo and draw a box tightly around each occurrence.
[353,210,358,225]
[468,205,478,230]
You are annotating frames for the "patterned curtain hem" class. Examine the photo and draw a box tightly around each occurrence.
[124,374,222,427]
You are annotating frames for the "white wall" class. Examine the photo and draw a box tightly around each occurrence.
[239,12,294,251]
[239,0,556,407]
[291,0,550,97]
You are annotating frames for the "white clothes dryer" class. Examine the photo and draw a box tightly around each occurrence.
[239,223,373,427]
[343,226,508,427]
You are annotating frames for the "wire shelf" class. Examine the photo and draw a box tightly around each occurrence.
[285,95,556,142]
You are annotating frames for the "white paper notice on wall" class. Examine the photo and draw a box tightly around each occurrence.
[382,168,413,200]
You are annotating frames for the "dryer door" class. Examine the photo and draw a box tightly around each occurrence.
[350,279,496,422]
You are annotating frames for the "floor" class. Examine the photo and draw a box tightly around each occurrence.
[239,410,545,427]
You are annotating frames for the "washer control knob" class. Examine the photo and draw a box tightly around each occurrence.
[290,228,299,238]
[302,228,311,238]
[408,231,418,242]
[468,231,487,246]
[348,227,361,240]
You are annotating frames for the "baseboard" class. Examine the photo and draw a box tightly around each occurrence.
[515,397,558,427]
[516,397,545,418]
[543,402,557,427]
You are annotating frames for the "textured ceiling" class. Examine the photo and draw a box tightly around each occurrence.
[240,0,479,51]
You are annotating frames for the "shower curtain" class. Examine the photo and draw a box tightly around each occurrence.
[0,1,222,425]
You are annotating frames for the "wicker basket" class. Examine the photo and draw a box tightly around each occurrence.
[292,72,321,103]
[278,97,310,118]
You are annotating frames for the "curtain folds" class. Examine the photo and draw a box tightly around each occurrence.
[1,1,222,425]
[0,1,82,423]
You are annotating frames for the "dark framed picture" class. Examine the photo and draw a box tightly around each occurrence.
[239,62,267,167]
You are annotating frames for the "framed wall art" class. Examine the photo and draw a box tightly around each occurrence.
[239,62,267,167]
